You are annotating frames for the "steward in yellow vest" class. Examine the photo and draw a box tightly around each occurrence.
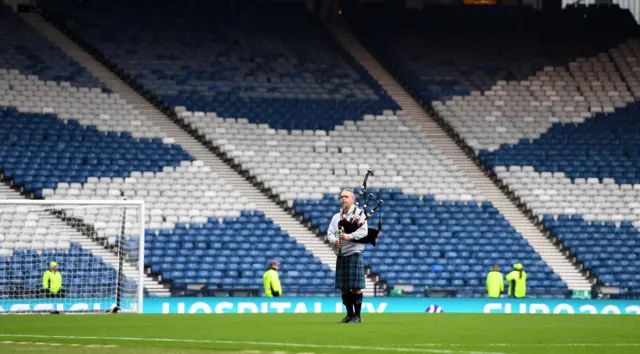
[262,260,282,297]
[486,264,504,298]
[506,263,527,298]
[42,261,63,297]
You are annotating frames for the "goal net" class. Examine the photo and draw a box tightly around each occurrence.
[0,200,144,314]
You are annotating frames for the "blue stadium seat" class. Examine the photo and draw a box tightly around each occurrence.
[295,192,566,295]
[38,0,399,132]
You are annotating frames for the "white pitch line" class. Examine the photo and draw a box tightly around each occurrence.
[0,340,118,349]
[489,343,640,348]
[0,334,506,354]
[414,343,640,348]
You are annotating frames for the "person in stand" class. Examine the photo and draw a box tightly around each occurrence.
[486,264,504,298]
[327,189,368,324]
[42,261,63,298]
[506,263,527,298]
[263,260,282,297]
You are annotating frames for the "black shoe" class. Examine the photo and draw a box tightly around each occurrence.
[338,316,352,323]
[348,316,361,323]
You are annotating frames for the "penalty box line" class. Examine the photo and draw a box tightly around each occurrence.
[0,334,507,354]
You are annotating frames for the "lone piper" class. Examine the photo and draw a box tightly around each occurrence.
[327,188,368,323]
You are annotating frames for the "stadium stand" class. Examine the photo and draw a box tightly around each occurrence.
[346,3,640,292]
[36,0,573,297]
[38,0,399,131]
[0,6,134,299]
[0,6,337,298]
[296,192,567,298]
[0,7,102,89]
[178,109,482,204]
[148,212,335,297]
[347,4,638,104]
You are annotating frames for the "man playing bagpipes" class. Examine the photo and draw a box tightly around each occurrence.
[326,170,383,324]
[338,170,383,247]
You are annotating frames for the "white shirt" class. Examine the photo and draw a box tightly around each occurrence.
[326,204,368,257]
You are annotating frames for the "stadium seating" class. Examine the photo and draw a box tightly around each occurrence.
[295,191,567,298]
[0,6,132,300]
[435,51,634,153]
[0,6,335,297]
[150,211,335,296]
[347,4,640,291]
[179,108,482,204]
[39,0,399,131]
[0,107,191,197]
[0,7,103,89]
[0,246,128,299]
[0,206,72,253]
[177,105,567,296]
[544,216,640,289]
[347,4,638,104]
[34,0,576,297]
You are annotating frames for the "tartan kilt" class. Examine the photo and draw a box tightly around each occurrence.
[335,252,366,290]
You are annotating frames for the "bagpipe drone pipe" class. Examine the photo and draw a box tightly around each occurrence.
[338,170,383,246]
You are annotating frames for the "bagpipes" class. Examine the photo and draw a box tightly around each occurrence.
[338,169,383,246]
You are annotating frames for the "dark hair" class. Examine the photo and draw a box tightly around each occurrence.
[519,269,523,279]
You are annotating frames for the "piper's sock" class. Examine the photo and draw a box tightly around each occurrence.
[353,293,363,317]
[342,294,354,317]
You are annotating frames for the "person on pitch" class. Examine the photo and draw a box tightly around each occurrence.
[327,189,368,323]
[262,260,282,297]
[42,261,63,298]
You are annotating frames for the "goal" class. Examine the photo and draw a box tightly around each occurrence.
[0,200,145,314]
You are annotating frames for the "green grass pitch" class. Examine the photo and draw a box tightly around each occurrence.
[0,314,638,354]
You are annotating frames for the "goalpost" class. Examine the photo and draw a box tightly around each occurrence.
[0,199,145,314]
